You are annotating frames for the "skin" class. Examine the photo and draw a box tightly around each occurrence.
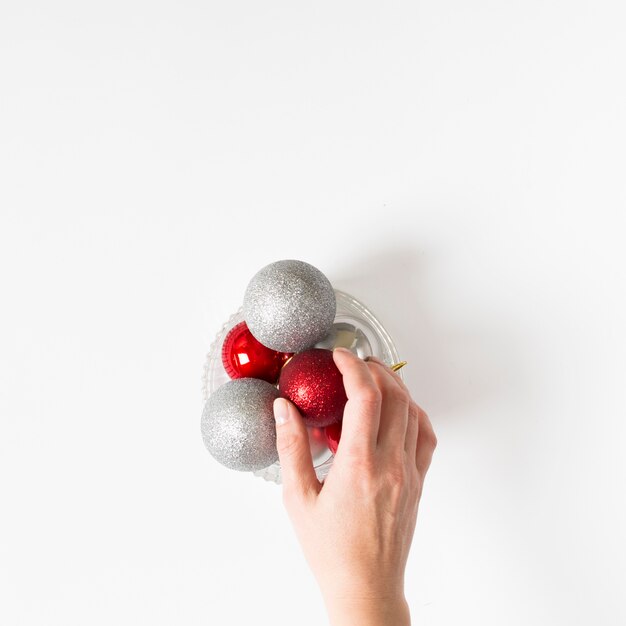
[273,347,437,626]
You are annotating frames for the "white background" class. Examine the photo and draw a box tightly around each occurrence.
[1,1,625,624]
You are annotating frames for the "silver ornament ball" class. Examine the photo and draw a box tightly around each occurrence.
[243,259,336,352]
[201,378,279,472]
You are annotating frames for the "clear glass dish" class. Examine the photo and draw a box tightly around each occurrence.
[202,289,402,484]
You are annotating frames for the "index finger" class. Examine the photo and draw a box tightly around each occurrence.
[332,347,381,456]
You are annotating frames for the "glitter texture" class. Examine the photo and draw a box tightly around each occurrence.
[278,348,348,428]
[243,259,336,353]
[201,378,280,471]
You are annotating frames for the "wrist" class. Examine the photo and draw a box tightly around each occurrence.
[324,594,411,626]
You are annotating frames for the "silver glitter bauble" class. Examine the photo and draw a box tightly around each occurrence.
[243,259,336,352]
[201,378,279,472]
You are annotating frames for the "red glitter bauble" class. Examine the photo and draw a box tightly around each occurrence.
[325,421,342,455]
[278,349,347,427]
[221,321,292,383]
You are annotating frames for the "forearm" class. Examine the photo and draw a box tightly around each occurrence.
[324,595,411,626]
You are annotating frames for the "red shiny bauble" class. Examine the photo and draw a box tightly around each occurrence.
[325,421,342,455]
[324,422,343,454]
[221,321,292,383]
[278,348,347,427]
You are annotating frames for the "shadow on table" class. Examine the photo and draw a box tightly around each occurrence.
[331,244,527,423]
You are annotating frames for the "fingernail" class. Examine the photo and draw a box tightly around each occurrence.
[364,355,386,366]
[333,347,352,355]
[273,398,289,426]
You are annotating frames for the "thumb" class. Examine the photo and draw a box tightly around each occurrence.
[273,397,321,500]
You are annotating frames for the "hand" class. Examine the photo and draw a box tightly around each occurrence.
[273,347,437,626]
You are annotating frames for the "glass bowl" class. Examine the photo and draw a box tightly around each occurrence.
[202,289,402,484]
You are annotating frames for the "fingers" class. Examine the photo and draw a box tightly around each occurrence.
[404,402,420,460]
[274,398,321,501]
[332,348,381,456]
[415,406,437,477]
[367,364,409,455]
[364,356,413,456]
[363,356,412,401]
[332,349,435,475]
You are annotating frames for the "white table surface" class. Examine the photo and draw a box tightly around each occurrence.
[1,1,625,624]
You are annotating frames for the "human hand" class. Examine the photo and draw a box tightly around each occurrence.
[273,347,437,626]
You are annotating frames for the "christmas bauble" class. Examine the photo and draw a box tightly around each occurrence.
[278,348,347,427]
[221,321,292,383]
[325,421,342,455]
[243,259,336,353]
[201,378,279,471]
